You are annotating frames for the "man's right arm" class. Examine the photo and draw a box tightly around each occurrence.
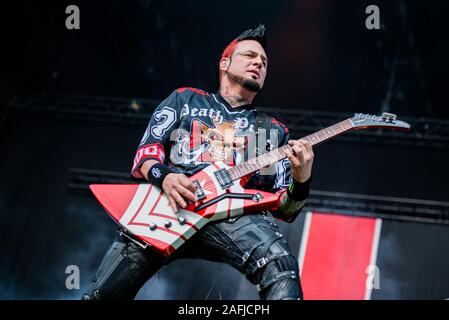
[139,156,197,213]
[131,89,197,212]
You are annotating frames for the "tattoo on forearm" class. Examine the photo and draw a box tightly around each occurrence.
[277,190,307,216]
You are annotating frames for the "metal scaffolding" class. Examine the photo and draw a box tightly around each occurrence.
[8,92,449,148]
[69,167,449,225]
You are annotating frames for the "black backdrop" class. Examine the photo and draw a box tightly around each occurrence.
[1,0,448,299]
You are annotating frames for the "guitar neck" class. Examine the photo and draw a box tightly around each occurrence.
[227,119,354,181]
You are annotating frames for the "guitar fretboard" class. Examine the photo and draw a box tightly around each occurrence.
[227,119,353,181]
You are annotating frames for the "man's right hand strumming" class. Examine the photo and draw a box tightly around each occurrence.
[140,160,197,212]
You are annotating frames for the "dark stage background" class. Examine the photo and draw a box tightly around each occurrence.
[1,0,448,299]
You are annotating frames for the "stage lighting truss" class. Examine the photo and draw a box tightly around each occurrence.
[68,167,449,225]
[7,92,449,149]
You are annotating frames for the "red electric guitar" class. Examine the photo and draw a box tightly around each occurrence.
[90,113,410,256]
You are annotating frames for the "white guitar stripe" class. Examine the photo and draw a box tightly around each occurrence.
[137,187,175,218]
[117,162,247,253]
[119,184,151,225]
[119,183,207,247]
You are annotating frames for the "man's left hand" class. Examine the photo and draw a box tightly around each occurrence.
[284,139,314,183]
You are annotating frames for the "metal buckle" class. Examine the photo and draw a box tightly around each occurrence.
[256,257,267,268]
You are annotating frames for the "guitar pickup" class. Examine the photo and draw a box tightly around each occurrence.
[214,168,233,189]
[192,179,206,201]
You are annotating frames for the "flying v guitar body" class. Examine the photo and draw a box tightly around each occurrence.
[90,161,280,256]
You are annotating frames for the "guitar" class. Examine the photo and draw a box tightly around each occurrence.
[90,113,410,256]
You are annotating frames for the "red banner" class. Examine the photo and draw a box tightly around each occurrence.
[298,212,382,300]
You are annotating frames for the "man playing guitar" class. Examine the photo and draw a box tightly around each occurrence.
[83,24,313,300]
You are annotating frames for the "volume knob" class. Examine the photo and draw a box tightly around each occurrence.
[149,223,157,231]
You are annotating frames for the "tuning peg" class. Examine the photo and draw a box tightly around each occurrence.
[381,112,397,121]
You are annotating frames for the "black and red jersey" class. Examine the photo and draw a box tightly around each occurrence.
[131,87,292,194]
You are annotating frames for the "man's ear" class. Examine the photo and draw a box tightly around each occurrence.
[219,58,230,71]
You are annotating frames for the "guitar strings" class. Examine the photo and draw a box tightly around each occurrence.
[188,146,291,194]
[197,160,290,192]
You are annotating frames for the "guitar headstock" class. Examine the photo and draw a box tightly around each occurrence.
[350,113,411,131]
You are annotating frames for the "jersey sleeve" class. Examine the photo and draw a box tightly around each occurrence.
[130,90,182,179]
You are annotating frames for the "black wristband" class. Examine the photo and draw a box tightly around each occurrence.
[287,176,312,201]
[146,163,174,189]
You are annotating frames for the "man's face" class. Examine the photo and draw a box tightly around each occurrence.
[221,40,268,92]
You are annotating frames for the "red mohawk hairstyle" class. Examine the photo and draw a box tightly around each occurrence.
[218,24,267,86]
[221,24,267,58]
[221,39,239,59]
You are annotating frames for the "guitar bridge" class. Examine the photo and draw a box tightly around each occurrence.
[214,168,234,189]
